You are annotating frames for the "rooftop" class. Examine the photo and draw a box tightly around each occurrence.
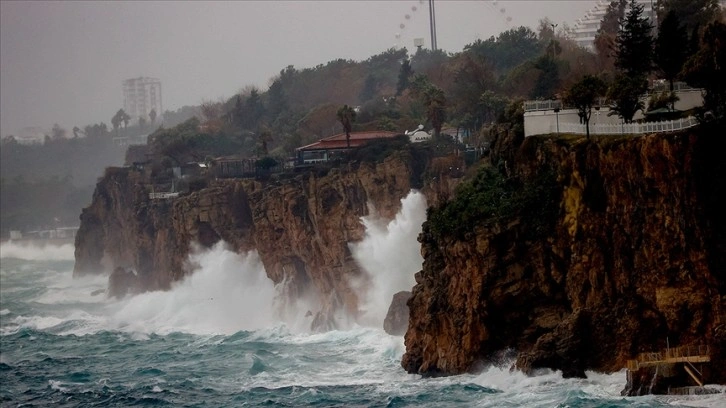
[297,130,399,151]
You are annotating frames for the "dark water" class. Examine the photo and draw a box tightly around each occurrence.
[1,243,722,407]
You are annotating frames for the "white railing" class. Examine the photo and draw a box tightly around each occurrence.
[149,192,179,200]
[555,116,698,136]
[523,100,561,112]
[650,81,699,93]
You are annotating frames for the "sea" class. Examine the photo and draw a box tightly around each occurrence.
[1,192,723,407]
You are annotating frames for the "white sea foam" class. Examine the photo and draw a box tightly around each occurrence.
[350,190,427,327]
[109,242,278,335]
[48,379,69,393]
[0,241,75,261]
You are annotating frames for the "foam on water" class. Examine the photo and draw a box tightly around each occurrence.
[350,190,427,327]
[0,241,75,261]
[3,235,725,406]
[110,242,278,335]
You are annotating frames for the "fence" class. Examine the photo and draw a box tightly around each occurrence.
[650,81,699,93]
[149,192,179,200]
[523,100,561,112]
[626,345,711,371]
[557,116,698,136]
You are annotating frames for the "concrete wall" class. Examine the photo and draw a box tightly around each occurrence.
[524,89,704,137]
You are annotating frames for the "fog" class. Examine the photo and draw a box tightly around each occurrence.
[0,1,592,137]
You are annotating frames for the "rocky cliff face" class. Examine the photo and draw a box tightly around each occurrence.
[75,148,462,327]
[402,128,726,386]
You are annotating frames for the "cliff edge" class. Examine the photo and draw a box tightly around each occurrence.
[402,127,726,389]
[74,144,462,329]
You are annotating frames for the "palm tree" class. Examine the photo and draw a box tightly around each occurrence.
[337,104,356,148]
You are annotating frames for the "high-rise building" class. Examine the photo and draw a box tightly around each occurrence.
[122,77,162,123]
[568,0,657,51]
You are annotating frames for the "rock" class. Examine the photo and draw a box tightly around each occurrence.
[108,267,140,299]
[74,148,463,330]
[384,291,412,335]
[402,131,726,388]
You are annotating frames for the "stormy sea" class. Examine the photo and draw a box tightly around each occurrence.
[1,193,723,407]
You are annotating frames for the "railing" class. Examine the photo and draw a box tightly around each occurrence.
[523,85,703,113]
[664,345,710,361]
[557,116,698,136]
[650,81,699,93]
[523,100,562,112]
[149,192,179,200]
[626,345,711,371]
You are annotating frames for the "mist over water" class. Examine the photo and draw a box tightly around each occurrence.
[0,240,75,261]
[350,191,427,327]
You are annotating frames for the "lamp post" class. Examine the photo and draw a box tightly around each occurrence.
[550,23,558,59]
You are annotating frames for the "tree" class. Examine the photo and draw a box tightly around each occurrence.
[149,108,157,124]
[359,74,378,102]
[121,111,130,129]
[111,109,123,134]
[479,91,508,124]
[564,75,607,139]
[681,21,726,120]
[656,0,721,37]
[531,55,560,99]
[607,73,647,123]
[422,85,447,138]
[463,26,543,73]
[615,0,654,78]
[257,124,273,156]
[655,10,689,92]
[51,124,66,140]
[336,104,356,147]
[396,58,414,95]
[594,0,628,71]
[72,126,80,138]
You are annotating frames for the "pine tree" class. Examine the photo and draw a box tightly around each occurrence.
[655,10,689,92]
[615,0,654,77]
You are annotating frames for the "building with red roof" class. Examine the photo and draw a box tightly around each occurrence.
[296,130,399,164]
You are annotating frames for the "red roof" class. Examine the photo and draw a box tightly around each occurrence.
[297,131,398,151]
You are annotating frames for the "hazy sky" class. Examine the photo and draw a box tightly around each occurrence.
[0,1,594,137]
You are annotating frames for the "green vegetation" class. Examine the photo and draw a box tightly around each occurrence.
[348,135,410,164]
[564,76,608,139]
[427,166,560,240]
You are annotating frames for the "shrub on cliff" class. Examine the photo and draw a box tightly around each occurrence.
[427,166,559,240]
[348,135,410,163]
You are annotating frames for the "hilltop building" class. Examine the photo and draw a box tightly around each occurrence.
[568,0,656,51]
[296,130,398,164]
[122,77,162,123]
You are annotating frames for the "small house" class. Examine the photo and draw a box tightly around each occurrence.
[296,130,399,165]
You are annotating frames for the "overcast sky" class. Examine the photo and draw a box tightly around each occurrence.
[0,0,594,137]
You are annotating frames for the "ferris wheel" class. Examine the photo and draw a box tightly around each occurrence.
[393,0,517,50]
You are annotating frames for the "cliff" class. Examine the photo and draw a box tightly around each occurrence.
[402,127,726,387]
[74,145,462,328]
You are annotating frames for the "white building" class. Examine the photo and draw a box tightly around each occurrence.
[122,77,162,123]
[568,0,656,51]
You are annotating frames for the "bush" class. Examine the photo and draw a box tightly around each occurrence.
[427,166,560,239]
[349,135,410,163]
